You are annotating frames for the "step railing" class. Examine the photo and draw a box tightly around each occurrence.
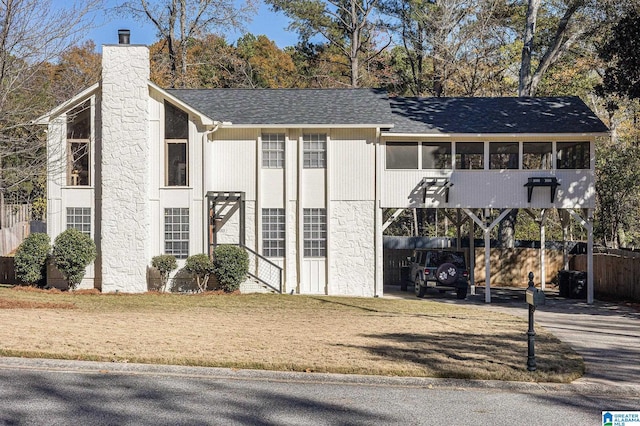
[237,245,283,293]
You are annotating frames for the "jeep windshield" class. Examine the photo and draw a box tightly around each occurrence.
[427,252,465,268]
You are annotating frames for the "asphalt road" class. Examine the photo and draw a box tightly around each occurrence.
[0,358,638,425]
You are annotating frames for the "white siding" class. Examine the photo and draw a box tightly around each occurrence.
[330,129,376,201]
[206,129,257,200]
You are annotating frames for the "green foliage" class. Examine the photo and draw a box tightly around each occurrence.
[598,6,640,99]
[595,142,640,248]
[184,254,215,293]
[14,233,50,285]
[151,254,178,292]
[52,229,96,289]
[213,245,249,292]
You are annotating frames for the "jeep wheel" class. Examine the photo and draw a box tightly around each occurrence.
[415,276,426,298]
[456,287,467,300]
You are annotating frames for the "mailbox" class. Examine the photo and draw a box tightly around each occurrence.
[526,287,545,307]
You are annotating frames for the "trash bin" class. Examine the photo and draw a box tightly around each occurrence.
[557,270,587,299]
[400,266,411,291]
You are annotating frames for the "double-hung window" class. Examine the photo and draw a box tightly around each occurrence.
[523,142,552,169]
[489,142,519,170]
[455,142,484,170]
[262,133,285,168]
[67,102,91,186]
[165,102,189,186]
[557,142,590,169]
[303,208,326,257]
[262,208,285,257]
[164,208,189,259]
[303,134,326,168]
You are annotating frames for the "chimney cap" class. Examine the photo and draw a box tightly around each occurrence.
[118,29,131,45]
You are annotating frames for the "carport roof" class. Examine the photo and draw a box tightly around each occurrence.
[386,96,609,135]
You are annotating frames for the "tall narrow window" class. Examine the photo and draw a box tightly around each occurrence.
[67,102,91,186]
[422,142,451,169]
[165,102,189,186]
[557,141,590,169]
[386,142,418,169]
[164,208,189,259]
[303,134,326,168]
[66,207,91,235]
[489,142,519,169]
[304,208,326,257]
[523,142,552,169]
[455,142,484,170]
[262,208,285,257]
[262,133,285,168]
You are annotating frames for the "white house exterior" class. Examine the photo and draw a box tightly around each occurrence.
[42,36,608,300]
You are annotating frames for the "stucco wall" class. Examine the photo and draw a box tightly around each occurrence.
[99,45,150,293]
[329,200,376,296]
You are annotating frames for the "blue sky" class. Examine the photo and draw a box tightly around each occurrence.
[60,0,297,51]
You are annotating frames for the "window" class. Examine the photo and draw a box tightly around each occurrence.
[386,142,418,169]
[422,142,451,169]
[262,208,285,257]
[165,102,189,186]
[455,142,484,170]
[523,142,552,169]
[262,134,285,168]
[557,141,590,169]
[66,207,91,235]
[164,208,189,259]
[67,102,91,186]
[303,208,326,257]
[489,142,518,169]
[303,134,326,168]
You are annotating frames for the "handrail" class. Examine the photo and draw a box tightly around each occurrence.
[213,244,283,293]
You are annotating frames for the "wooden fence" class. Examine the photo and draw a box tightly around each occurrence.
[384,248,564,288]
[0,203,31,229]
[572,253,640,301]
[0,222,29,256]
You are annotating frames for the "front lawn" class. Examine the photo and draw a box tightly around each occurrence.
[0,287,583,382]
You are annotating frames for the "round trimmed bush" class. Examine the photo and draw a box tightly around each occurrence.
[151,254,178,292]
[184,254,214,292]
[52,228,96,289]
[213,245,248,292]
[14,233,50,285]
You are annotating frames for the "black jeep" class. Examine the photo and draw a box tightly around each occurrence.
[408,249,470,299]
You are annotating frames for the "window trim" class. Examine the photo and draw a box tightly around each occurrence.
[66,207,91,235]
[164,101,189,187]
[164,207,189,259]
[262,133,285,169]
[262,208,285,257]
[303,133,327,169]
[303,208,326,258]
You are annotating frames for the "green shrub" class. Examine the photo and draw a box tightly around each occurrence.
[151,254,178,292]
[184,254,214,293]
[14,233,50,285]
[52,229,96,289]
[213,245,248,292]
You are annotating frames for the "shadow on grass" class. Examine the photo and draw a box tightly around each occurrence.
[339,330,583,382]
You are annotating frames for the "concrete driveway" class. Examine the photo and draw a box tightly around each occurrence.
[385,285,640,388]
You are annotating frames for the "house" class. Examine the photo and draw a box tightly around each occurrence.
[40,32,608,301]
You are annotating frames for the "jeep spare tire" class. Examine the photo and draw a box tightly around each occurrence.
[436,263,458,285]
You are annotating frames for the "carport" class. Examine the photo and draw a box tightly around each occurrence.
[376,97,608,303]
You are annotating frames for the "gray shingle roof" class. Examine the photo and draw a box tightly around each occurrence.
[387,96,609,134]
[167,88,395,126]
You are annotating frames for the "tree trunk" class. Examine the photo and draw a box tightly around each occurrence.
[518,0,541,96]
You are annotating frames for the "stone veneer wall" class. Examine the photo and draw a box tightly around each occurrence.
[100,45,150,292]
[329,200,376,296]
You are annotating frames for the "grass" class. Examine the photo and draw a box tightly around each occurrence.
[0,286,583,382]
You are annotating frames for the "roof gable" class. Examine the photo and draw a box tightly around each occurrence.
[167,88,395,127]
[387,96,609,135]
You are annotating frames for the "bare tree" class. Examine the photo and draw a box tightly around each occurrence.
[119,0,258,88]
[0,0,101,208]
[267,0,388,88]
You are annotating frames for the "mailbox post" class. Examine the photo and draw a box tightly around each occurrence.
[525,272,545,371]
